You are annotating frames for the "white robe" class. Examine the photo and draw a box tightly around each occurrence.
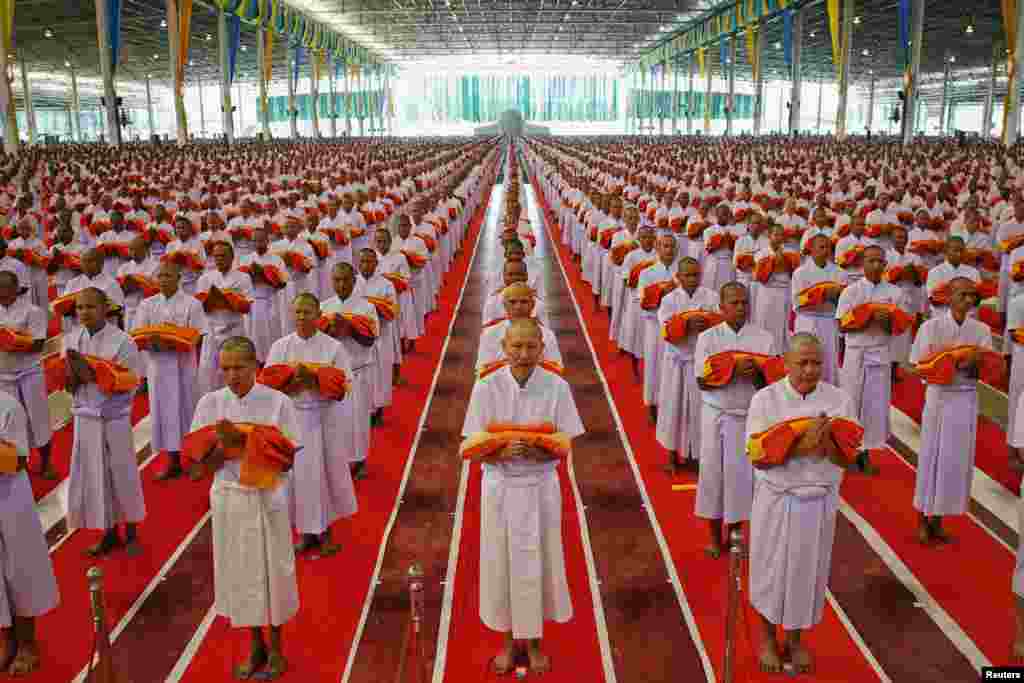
[132,290,205,453]
[461,365,584,639]
[637,262,677,406]
[0,395,59,627]
[702,223,744,293]
[752,248,797,354]
[1009,393,1024,597]
[7,237,49,308]
[835,279,905,450]
[791,260,847,385]
[884,249,925,362]
[360,274,399,409]
[910,312,993,516]
[655,287,719,457]
[116,257,160,330]
[0,299,51,448]
[191,384,301,627]
[195,269,254,396]
[379,252,420,341]
[1007,294,1024,430]
[164,237,206,294]
[617,249,657,355]
[746,378,853,630]
[924,262,980,318]
[266,332,358,535]
[238,251,288,363]
[270,238,317,335]
[694,322,776,524]
[476,320,562,369]
[64,323,145,530]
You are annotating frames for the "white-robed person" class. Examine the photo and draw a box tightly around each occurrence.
[271,215,317,336]
[0,271,54,479]
[747,332,856,675]
[64,287,145,557]
[476,282,562,369]
[60,248,125,333]
[656,257,719,472]
[925,237,981,318]
[264,293,357,556]
[694,282,777,559]
[885,225,926,364]
[188,336,301,680]
[910,277,999,545]
[637,234,679,423]
[751,224,798,355]
[0,390,59,675]
[239,227,288,363]
[195,242,255,396]
[357,247,400,418]
[836,245,907,476]
[116,236,160,330]
[792,233,848,385]
[131,261,206,481]
[374,227,420,351]
[1008,390,1024,663]
[322,261,379,468]
[461,318,584,675]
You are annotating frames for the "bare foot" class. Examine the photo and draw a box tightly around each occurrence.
[931,525,953,544]
[490,644,515,675]
[704,543,723,560]
[0,636,13,674]
[318,542,342,558]
[9,640,40,676]
[759,640,783,673]
[527,643,551,674]
[38,465,58,481]
[232,646,267,680]
[916,522,932,546]
[264,652,288,681]
[786,642,813,674]
[1014,637,1024,664]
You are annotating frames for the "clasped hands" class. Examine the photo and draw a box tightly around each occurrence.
[494,439,556,463]
[793,412,835,459]
[64,349,96,394]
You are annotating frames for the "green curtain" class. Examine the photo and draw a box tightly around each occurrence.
[264,91,380,122]
[632,89,754,120]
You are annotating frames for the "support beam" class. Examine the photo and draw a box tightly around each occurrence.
[145,73,155,139]
[310,56,320,138]
[19,56,36,145]
[704,53,712,135]
[672,61,679,134]
[866,71,875,133]
[344,68,352,136]
[69,66,81,142]
[982,48,997,139]
[65,106,73,141]
[1008,4,1024,147]
[357,70,365,136]
[788,7,804,134]
[687,53,694,135]
[328,61,337,137]
[939,54,951,136]
[835,0,854,139]
[815,77,823,132]
[753,23,765,136]
[257,29,270,140]
[93,0,118,145]
[197,73,206,136]
[902,0,925,145]
[287,51,297,138]
[218,9,234,143]
[726,37,735,136]
[0,39,17,151]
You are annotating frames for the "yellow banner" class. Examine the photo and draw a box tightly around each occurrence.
[697,46,705,79]
[745,26,759,83]
[1003,0,1017,143]
[263,28,274,83]
[827,0,842,75]
[0,0,13,52]
[175,0,193,96]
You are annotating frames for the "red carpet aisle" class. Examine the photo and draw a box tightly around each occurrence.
[529,176,884,682]
[178,182,497,682]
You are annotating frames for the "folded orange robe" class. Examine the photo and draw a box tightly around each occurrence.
[1012,260,1024,283]
[350,226,366,239]
[662,310,724,342]
[311,240,333,260]
[52,251,82,272]
[229,226,256,242]
[753,252,800,283]
[89,219,111,237]
[838,303,914,336]
[863,223,888,238]
[366,295,399,321]
[610,240,638,266]
[641,280,678,311]
[747,416,864,466]
[316,312,378,340]
[238,263,287,289]
[11,248,49,269]
[195,288,253,314]
[884,264,927,284]
[701,351,786,387]
[44,353,139,394]
[836,245,864,268]
[321,227,350,246]
[915,344,1004,386]
[669,216,685,233]
[98,242,131,260]
[796,281,846,309]
[1000,234,1024,253]
[401,249,428,271]
[587,225,599,243]
[130,324,203,353]
[182,421,297,490]
[706,232,735,253]
[51,292,123,318]
[687,221,709,239]
[625,260,655,288]
[258,362,350,401]
[477,359,564,381]
[117,273,159,298]
[162,250,205,272]
[0,440,17,474]
[599,227,620,250]
[145,227,174,245]
[0,327,37,353]
[963,248,999,272]
[909,239,943,256]
[281,251,313,273]
[414,233,437,253]
[382,272,410,294]
[735,253,755,273]
[1011,328,1024,345]
[784,225,807,241]
[459,422,572,461]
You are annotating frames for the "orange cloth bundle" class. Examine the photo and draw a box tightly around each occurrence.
[701,351,786,387]
[163,250,205,272]
[11,248,49,270]
[669,216,685,233]
[130,324,202,353]
[366,295,399,321]
[1011,328,1024,345]
[281,251,313,273]
[687,220,709,239]
[44,352,139,394]
[0,440,17,474]
[308,240,330,261]
[477,359,564,381]
[963,248,999,272]
[753,252,800,283]
[836,245,864,268]
[599,227,620,250]
[641,280,678,311]
[89,219,111,237]
[350,226,366,238]
[414,233,437,253]
[839,303,914,336]
[448,206,458,220]
[656,216,669,229]
[98,242,131,260]
[705,232,735,253]
[520,232,537,248]
[316,312,378,340]
[588,225,599,243]
[382,272,410,294]
[195,287,252,314]
[864,223,889,238]
[182,421,296,490]
[1000,234,1024,253]
[626,260,655,288]
[884,264,927,284]
[51,292,79,317]
[832,223,850,240]
[735,253,755,273]
[909,239,943,256]
[238,263,287,289]
[52,251,82,272]
[0,326,37,353]
[610,240,638,266]
[401,249,427,272]
[662,310,724,342]
[897,211,915,224]
[734,207,751,222]
[322,227,350,246]
[258,362,351,401]
[915,344,1005,386]
[459,422,572,462]
[428,217,449,235]
[1013,260,1024,283]
[796,281,846,308]
[747,416,864,467]
[145,227,174,245]
[783,225,807,241]
[117,273,159,298]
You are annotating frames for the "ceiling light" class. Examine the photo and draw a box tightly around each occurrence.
[861,48,870,56]
[161,19,167,28]
[43,29,53,38]
[153,54,160,60]
[205,33,212,41]
[774,41,782,49]
[64,60,71,67]
[965,24,975,34]
[240,45,247,51]
[572,0,580,5]
[949,55,956,62]
[868,69,873,74]
[809,31,816,37]
[853,16,861,24]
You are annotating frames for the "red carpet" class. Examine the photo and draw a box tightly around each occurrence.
[531,181,882,681]
[442,463,607,682]
[178,185,496,682]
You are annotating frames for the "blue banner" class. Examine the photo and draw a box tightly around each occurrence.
[897,0,911,71]
[782,9,793,68]
[227,14,241,84]
[720,37,728,69]
[107,0,122,76]
[293,45,304,87]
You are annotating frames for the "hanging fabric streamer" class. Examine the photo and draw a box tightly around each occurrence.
[0,0,13,121]
[293,45,304,89]
[107,0,122,76]
[697,46,706,79]
[174,0,194,96]
[227,13,241,84]
[1002,0,1018,143]
[262,26,275,83]
[897,0,911,73]
[719,37,728,69]
[782,9,793,68]
[826,0,841,75]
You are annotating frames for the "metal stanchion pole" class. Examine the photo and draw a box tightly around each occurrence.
[723,527,744,683]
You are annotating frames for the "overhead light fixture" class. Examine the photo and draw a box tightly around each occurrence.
[205,33,213,41]
[161,19,167,28]
[861,48,870,55]
[853,16,861,24]
[43,29,53,38]
[774,41,782,49]
[240,45,247,51]
[949,55,956,62]
[965,24,975,34]
[153,53,160,60]
[809,31,816,37]
[868,69,873,74]
[64,60,71,67]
